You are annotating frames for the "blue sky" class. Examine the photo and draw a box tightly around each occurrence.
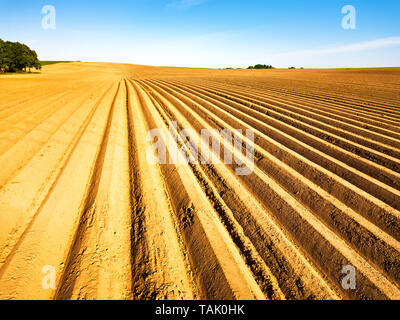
[1,0,399,68]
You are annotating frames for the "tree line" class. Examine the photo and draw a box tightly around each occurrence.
[0,39,41,73]
[248,64,274,69]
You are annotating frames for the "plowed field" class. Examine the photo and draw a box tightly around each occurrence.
[1,63,400,300]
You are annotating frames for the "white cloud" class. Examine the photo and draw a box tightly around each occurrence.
[274,36,400,58]
[166,0,206,9]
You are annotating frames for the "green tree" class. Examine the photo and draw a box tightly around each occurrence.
[248,64,274,70]
[0,39,5,72]
[0,39,41,73]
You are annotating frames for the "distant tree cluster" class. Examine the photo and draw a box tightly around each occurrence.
[248,64,274,70]
[0,39,41,73]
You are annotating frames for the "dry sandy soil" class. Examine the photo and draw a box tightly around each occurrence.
[0,62,400,300]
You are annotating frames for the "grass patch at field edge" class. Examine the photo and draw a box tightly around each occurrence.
[40,61,72,66]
